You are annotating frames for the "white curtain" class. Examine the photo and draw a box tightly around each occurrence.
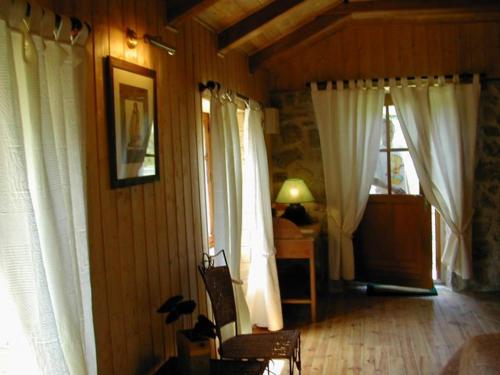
[243,101,283,331]
[311,80,385,280]
[0,1,95,375]
[209,88,251,336]
[390,75,481,280]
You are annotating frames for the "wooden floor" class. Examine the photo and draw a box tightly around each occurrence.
[276,286,500,375]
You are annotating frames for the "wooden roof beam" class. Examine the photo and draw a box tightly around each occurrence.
[217,0,305,54]
[249,0,500,72]
[166,0,220,27]
[249,13,350,73]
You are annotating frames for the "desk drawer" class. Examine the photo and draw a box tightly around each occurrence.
[275,238,314,258]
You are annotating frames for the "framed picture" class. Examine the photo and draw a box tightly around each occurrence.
[105,56,159,188]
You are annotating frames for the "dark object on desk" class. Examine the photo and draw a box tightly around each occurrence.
[281,203,313,226]
[198,250,302,374]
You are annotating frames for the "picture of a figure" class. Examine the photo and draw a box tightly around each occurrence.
[107,56,158,187]
[128,101,143,149]
[119,84,152,166]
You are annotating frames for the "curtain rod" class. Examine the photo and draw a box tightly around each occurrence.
[24,1,92,36]
[305,73,499,88]
[198,80,251,104]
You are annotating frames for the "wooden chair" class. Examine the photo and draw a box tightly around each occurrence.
[198,250,301,375]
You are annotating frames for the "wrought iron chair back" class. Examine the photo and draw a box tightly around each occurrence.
[198,250,238,345]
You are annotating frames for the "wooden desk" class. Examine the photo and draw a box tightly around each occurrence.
[273,218,320,322]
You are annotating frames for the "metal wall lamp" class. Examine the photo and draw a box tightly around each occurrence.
[126,28,176,56]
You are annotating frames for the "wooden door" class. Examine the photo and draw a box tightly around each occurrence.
[355,195,432,289]
[354,98,433,289]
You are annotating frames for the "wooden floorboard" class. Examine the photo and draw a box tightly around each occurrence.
[276,286,500,375]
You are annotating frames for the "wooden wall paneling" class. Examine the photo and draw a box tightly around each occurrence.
[412,24,429,76]
[129,0,156,369]
[107,0,142,367]
[153,0,177,357]
[142,0,166,363]
[440,24,459,75]
[114,0,143,369]
[182,20,205,319]
[168,24,191,324]
[191,21,209,316]
[177,21,198,321]
[93,0,128,372]
[397,25,414,77]
[382,24,400,78]
[468,23,487,73]
[426,24,444,75]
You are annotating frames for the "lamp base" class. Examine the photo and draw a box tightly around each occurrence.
[281,203,313,226]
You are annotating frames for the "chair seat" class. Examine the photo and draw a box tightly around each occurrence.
[221,330,300,359]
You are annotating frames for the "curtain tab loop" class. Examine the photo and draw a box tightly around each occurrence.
[348,80,355,89]
[311,82,318,92]
[26,3,43,33]
[401,77,408,87]
[388,77,396,87]
[438,75,446,85]
[356,79,363,89]
[336,80,343,91]
[366,79,373,89]
[473,73,480,85]
[40,8,55,38]
[326,81,332,90]
[452,74,459,84]
[415,76,422,87]
[55,15,72,42]
[8,0,27,28]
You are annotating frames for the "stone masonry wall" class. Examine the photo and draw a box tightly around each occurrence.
[270,85,500,290]
[270,91,326,224]
[471,83,500,290]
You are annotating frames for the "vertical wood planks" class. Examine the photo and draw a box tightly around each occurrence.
[48,0,270,372]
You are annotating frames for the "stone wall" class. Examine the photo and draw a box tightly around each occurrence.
[471,82,500,290]
[270,91,326,224]
[270,85,500,290]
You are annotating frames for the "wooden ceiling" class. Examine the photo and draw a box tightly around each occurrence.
[165,0,500,72]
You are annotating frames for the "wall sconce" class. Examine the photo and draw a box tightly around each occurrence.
[126,28,176,56]
[264,107,280,134]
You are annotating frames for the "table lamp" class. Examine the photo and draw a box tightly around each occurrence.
[275,178,315,226]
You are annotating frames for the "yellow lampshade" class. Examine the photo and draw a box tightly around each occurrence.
[275,178,315,204]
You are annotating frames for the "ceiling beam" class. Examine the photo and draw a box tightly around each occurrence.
[166,0,220,27]
[249,14,350,73]
[217,0,304,54]
[249,0,500,72]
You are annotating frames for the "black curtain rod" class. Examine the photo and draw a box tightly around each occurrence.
[305,73,498,88]
[198,81,250,103]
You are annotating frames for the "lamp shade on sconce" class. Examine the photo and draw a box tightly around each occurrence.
[275,178,315,204]
[264,107,280,134]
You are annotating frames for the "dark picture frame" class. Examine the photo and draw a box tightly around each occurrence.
[105,56,159,188]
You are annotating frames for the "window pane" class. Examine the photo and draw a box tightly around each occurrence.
[380,106,388,149]
[370,152,389,194]
[390,151,419,195]
[388,106,407,149]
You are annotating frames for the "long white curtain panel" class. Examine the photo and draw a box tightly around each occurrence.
[391,75,480,280]
[243,101,284,331]
[209,88,252,337]
[311,80,385,280]
[0,2,96,374]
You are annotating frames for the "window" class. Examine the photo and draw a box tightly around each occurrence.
[370,97,420,195]
[201,98,215,248]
